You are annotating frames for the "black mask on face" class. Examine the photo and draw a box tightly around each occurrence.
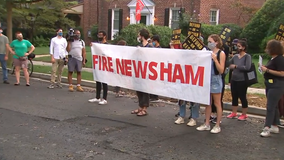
[98,37,103,41]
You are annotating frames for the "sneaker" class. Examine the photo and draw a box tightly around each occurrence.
[187,118,196,126]
[88,98,101,103]
[227,113,238,119]
[47,84,55,89]
[211,117,222,124]
[3,80,9,84]
[196,124,211,131]
[260,127,271,137]
[175,117,185,124]
[68,85,74,92]
[278,123,284,128]
[99,99,107,105]
[76,86,84,92]
[56,84,63,88]
[270,125,279,134]
[238,114,248,121]
[210,125,221,134]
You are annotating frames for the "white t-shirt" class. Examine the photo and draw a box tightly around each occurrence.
[50,36,67,59]
[68,39,85,61]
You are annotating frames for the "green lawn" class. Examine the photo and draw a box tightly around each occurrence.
[33,65,94,81]
[34,46,91,55]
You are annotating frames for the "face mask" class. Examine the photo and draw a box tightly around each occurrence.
[208,42,216,50]
[237,48,244,52]
[152,42,156,46]
[98,37,103,41]
[137,37,141,43]
[58,32,63,36]
[75,34,80,39]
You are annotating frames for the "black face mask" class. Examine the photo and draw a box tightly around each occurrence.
[98,37,103,41]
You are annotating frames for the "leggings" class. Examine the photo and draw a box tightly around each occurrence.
[231,80,248,108]
[96,81,108,100]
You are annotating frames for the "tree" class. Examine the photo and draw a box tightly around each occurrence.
[240,0,284,52]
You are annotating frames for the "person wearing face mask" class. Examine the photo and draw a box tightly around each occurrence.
[0,27,10,84]
[66,29,86,92]
[196,34,225,134]
[131,28,152,116]
[9,31,35,86]
[88,31,109,105]
[48,28,68,89]
[226,39,251,121]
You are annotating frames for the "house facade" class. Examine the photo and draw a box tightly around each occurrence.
[66,0,265,43]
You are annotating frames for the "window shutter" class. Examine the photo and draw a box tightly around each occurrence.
[107,9,112,40]
[119,9,123,33]
[164,8,169,26]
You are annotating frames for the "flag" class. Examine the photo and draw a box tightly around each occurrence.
[136,0,145,21]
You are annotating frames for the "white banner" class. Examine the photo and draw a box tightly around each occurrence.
[91,43,212,105]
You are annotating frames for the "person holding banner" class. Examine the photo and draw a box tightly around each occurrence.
[131,29,152,116]
[88,31,109,105]
[259,40,284,137]
[226,39,251,121]
[196,34,225,134]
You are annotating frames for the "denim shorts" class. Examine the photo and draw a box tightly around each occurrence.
[210,74,223,93]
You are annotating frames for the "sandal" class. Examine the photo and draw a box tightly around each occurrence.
[137,110,148,116]
[14,83,20,86]
[131,109,141,114]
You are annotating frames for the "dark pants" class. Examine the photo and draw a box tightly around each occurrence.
[212,75,225,113]
[265,80,284,127]
[96,81,108,100]
[137,91,149,108]
[231,80,248,108]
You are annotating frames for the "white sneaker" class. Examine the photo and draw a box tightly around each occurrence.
[210,125,221,134]
[88,98,101,103]
[196,124,210,131]
[260,127,271,137]
[270,126,279,134]
[187,118,196,126]
[174,117,185,124]
[98,99,107,105]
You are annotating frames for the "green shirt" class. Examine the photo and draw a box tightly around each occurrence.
[10,39,32,59]
[0,35,9,54]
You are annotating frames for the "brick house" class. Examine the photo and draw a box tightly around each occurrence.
[66,0,265,42]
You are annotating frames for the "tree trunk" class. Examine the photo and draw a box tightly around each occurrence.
[6,1,13,66]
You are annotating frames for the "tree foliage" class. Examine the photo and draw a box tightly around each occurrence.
[240,0,284,52]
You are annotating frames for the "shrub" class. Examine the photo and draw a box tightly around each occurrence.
[33,35,50,47]
[90,24,98,42]
[240,0,284,52]
[113,24,172,48]
[75,26,84,40]
[260,34,276,52]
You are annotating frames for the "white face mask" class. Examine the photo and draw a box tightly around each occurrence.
[208,42,216,50]
[137,37,141,43]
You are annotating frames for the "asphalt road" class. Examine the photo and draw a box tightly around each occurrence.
[0,76,283,160]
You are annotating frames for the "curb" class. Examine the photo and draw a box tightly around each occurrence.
[28,71,267,117]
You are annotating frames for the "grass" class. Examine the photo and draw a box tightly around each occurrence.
[33,65,94,81]
[34,46,91,55]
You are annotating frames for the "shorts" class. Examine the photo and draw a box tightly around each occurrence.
[13,58,28,69]
[68,57,82,72]
[210,74,222,93]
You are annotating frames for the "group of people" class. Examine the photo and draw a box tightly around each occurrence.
[1,27,284,137]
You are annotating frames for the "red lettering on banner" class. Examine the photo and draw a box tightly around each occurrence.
[102,56,108,71]
[149,62,158,80]
[116,58,125,75]
[107,57,114,72]
[132,60,148,78]
[185,65,204,86]
[99,55,102,70]
[172,64,185,83]
[124,59,132,77]
[160,63,172,82]
[93,55,98,69]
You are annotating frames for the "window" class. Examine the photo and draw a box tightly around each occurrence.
[210,9,219,25]
[113,10,120,33]
[170,9,180,29]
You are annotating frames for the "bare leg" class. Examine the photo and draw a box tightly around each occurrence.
[212,93,222,126]
[15,66,20,84]
[68,72,73,85]
[77,72,81,85]
[22,68,29,84]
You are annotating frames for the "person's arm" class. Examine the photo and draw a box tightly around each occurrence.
[24,41,35,56]
[66,41,71,52]
[236,55,251,71]
[212,51,226,74]
[82,41,86,66]
[261,58,284,77]
[50,38,55,62]
[9,41,16,55]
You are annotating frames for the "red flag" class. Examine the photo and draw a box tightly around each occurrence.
[136,0,145,21]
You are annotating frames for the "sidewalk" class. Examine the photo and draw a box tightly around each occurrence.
[33,61,266,95]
